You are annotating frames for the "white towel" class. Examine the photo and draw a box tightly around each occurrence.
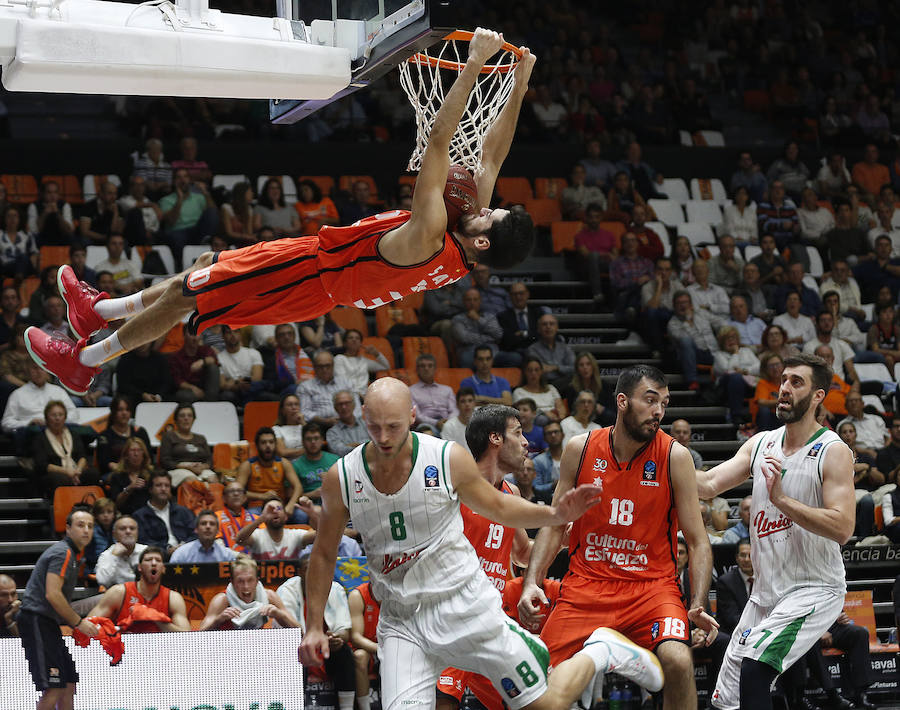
[224,580,269,629]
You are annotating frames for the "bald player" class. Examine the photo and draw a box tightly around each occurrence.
[299,378,664,710]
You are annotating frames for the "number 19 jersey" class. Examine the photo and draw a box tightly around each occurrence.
[568,427,678,583]
[461,480,517,591]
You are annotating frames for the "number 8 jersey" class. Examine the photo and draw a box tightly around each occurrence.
[568,427,679,582]
[338,433,486,608]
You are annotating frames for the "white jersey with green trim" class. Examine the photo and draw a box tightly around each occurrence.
[338,432,482,609]
[748,426,847,607]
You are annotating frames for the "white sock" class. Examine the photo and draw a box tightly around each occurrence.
[79,332,125,367]
[338,691,355,710]
[94,292,146,321]
[357,695,371,710]
[576,642,610,709]
[576,641,610,675]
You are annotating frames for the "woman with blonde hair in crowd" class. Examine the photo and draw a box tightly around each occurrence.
[713,326,760,425]
[563,352,615,426]
[107,436,156,515]
[513,357,567,425]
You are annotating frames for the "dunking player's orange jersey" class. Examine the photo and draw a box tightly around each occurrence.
[356,582,380,642]
[460,480,517,591]
[116,581,171,633]
[317,211,471,310]
[569,427,678,583]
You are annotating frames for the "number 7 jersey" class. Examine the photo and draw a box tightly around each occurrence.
[568,427,679,582]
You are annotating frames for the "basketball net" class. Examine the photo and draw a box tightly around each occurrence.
[399,31,521,174]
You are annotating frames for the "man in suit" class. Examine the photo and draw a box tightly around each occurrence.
[497,281,548,356]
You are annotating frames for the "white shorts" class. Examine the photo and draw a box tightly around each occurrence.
[711,586,845,710]
[377,575,549,710]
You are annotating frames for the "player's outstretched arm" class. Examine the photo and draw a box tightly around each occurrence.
[299,464,350,666]
[762,442,856,543]
[474,47,537,209]
[86,584,126,621]
[695,433,758,498]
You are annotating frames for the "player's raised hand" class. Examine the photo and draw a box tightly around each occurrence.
[517,581,550,632]
[468,28,504,65]
[513,47,537,89]
[552,482,602,523]
[688,607,719,646]
[300,628,332,665]
[761,454,785,504]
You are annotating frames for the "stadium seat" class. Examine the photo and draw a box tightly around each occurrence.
[178,480,225,514]
[494,367,522,389]
[242,401,279,442]
[862,394,885,413]
[524,198,562,227]
[362,336,395,369]
[73,407,110,433]
[298,175,336,198]
[434,368,472,392]
[644,221,671,253]
[329,306,369,336]
[213,441,251,473]
[551,221,581,253]
[85,245,106,270]
[193,402,240,445]
[661,178,690,204]
[143,245,176,276]
[689,178,728,204]
[534,177,567,199]
[42,175,84,205]
[39,246,70,270]
[705,245,720,258]
[805,246,824,278]
[679,130,693,147]
[862,303,874,321]
[256,175,298,204]
[82,174,121,203]
[53,486,105,534]
[802,275,819,292]
[677,223,716,248]
[399,291,425,311]
[18,277,39,314]
[855,363,893,385]
[135,402,178,446]
[1,174,39,204]
[397,175,417,191]
[693,130,725,147]
[182,245,208,267]
[685,200,723,226]
[495,177,533,206]
[599,221,626,248]
[374,304,418,337]
[212,174,250,194]
[647,199,685,227]
[338,175,380,203]
[402,337,450,369]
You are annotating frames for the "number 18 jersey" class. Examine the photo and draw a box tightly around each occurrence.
[568,427,678,582]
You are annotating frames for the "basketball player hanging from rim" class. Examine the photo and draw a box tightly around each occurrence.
[25,28,537,396]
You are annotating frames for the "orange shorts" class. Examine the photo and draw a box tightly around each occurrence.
[541,574,688,664]
[183,236,336,334]
[436,667,504,710]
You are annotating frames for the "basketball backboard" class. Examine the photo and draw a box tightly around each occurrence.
[269,0,458,124]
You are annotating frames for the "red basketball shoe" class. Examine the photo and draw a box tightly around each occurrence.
[57,265,109,340]
[24,327,99,396]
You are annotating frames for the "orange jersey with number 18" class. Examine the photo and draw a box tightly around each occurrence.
[568,427,678,583]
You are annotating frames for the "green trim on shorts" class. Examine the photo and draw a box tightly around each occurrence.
[758,607,814,672]
[505,620,550,678]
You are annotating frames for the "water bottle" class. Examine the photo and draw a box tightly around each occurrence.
[889,626,897,644]
[607,676,623,710]
[619,681,633,709]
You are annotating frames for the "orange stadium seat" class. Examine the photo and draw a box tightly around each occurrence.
[374,304,418,337]
[42,175,83,205]
[298,175,335,198]
[402,337,450,369]
[524,198,562,227]
[534,177,567,199]
[339,175,380,203]
[399,291,425,311]
[242,401,279,443]
[551,221,582,253]
[178,480,225,514]
[599,221,627,248]
[157,323,184,353]
[18,277,39,313]
[494,367,522,389]
[495,177,533,206]
[329,306,369,336]
[39,246,70,270]
[398,175,417,191]
[213,441,251,473]
[743,90,771,114]
[1,174,39,204]
[434,367,472,392]
[362,336,395,369]
[377,368,416,385]
[53,485,104,534]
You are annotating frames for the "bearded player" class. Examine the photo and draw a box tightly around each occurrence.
[695,354,854,710]
[26,29,537,395]
[519,364,719,710]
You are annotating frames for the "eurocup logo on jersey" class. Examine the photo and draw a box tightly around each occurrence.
[501,678,521,699]
[592,458,607,472]
[650,621,660,640]
[640,460,659,487]
[424,464,439,489]
[807,442,823,458]
[739,628,752,645]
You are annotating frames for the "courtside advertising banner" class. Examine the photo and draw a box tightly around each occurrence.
[3,627,304,709]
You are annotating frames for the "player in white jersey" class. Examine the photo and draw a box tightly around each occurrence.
[696,354,855,710]
[299,378,665,710]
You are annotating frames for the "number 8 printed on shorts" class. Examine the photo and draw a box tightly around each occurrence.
[515,661,539,687]
[389,511,407,540]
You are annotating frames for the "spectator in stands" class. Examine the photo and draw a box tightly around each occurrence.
[775,262,822,316]
[514,398,546,458]
[852,144,891,205]
[451,289,512,370]
[236,497,316,562]
[79,181,124,246]
[216,483,256,553]
[0,287,23,352]
[333,329,388,399]
[338,180,379,226]
[39,295,69,341]
[854,234,900,303]
[27,180,75,246]
[884,487,900,543]
[722,186,758,247]
[200,552,298,629]
[107,437,155,515]
[26,266,57,328]
[605,171,651,223]
[170,137,211,184]
[461,263,511,317]
[273,393,305,462]
[87,497,115,570]
[560,390,601,445]
[159,404,216,488]
[669,418,703,470]
[573,203,618,300]
[513,356,567,425]
[715,539,753,639]
[765,141,810,199]
[531,84,568,139]
[875,418,900,488]
[348,582,379,710]
[617,141,665,198]
[236,426,304,521]
[31,399,100,494]
[839,392,888,450]
[159,168,218,261]
[1,360,74,451]
[118,176,161,244]
[797,188,835,250]
[639,256,683,356]
[216,324,270,404]
[561,164,606,221]
[0,324,29,414]
[298,350,361,428]
[847,183,877,231]
[133,471,196,557]
[750,233,787,289]
[409,354,457,434]
[824,198,869,265]
[292,422,339,502]
[563,352,614,426]
[498,282,547,357]
[740,263,772,321]
[869,199,900,255]
[758,180,801,252]
[627,205,663,261]
[95,396,151,477]
[133,138,172,200]
[525,313,575,383]
[93,233,143,296]
[64,246,95,292]
[294,179,339,236]
[168,324,220,404]
[667,290,721,392]
[670,235,697,286]
[422,280,464,352]
[219,181,257,247]
[117,342,174,403]
[803,310,860,384]
[773,291,817,346]
[752,352,783,431]
[266,323,314,396]
[440,386,475,452]
[610,231,654,321]
[0,206,37,281]
[299,313,343,352]
[838,418,883,493]
[820,260,866,323]
[708,235,745,292]
[866,303,900,371]
[731,152,769,205]
[94,515,146,588]
[857,92,891,142]
[713,325,759,424]
[579,137,617,189]
[253,178,300,237]
[815,152,851,199]
[687,258,730,317]
[327,390,369,457]
[815,344,853,421]
[721,496,752,545]
[169,510,235,563]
